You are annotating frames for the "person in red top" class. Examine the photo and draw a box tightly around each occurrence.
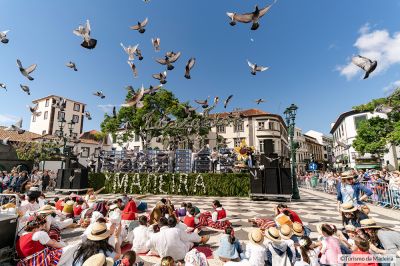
[275,203,303,224]
[198,200,231,230]
[54,197,64,212]
[16,214,65,265]
[73,197,85,217]
[183,207,199,231]
[348,237,378,266]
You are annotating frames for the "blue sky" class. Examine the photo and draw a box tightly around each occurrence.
[1,0,400,135]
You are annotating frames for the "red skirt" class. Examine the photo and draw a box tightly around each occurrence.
[251,218,276,231]
[48,225,61,242]
[198,212,231,230]
[17,247,63,266]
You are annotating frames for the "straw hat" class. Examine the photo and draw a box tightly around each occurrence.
[38,204,56,214]
[82,253,114,266]
[340,202,357,213]
[341,171,355,179]
[360,219,382,229]
[275,213,293,227]
[65,200,75,206]
[88,195,97,203]
[344,224,356,232]
[292,222,304,236]
[279,224,293,240]
[248,228,264,244]
[265,227,281,242]
[87,222,111,241]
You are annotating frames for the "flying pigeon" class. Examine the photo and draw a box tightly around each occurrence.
[135,48,144,60]
[130,18,148,34]
[5,119,24,134]
[1,137,10,145]
[85,111,92,120]
[351,55,378,79]
[152,71,167,84]
[122,85,145,107]
[125,85,135,94]
[0,30,10,44]
[127,61,138,78]
[247,60,269,75]
[226,3,274,30]
[66,61,78,71]
[0,83,6,91]
[52,97,67,111]
[120,43,139,61]
[152,38,160,51]
[20,84,30,95]
[156,51,181,70]
[213,96,219,106]
[144,84,162,95]
[184,58,196,79]
[93,91,105,99]
[224,95,233,108]
[17,59,37,81]
[195,98,209,109]
[73,20,97,49]
[255,98,265,104]
[27,104,41,116]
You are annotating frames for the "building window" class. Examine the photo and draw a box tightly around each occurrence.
[258,122,265,130]
[74,103,80,112]
[216,125,225,133]
[94,148,101,158]
[234,137,245,147]
[259,140,264,152]
[134,134,140,142]
[233,121,244,132]
[81,147,90,158]
[72,115,79,123]
[42,130,46,135]
[32,115,36,122]
[354,115,367,130]
[268,121,274,130]
[134,146,140,151]
[44,111,48,120]
[58,111,65,122]
[45,99,49,107]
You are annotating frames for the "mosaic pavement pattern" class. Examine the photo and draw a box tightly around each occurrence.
[59,191,400,266]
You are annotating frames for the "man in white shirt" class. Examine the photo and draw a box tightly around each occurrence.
[129,215,150,253]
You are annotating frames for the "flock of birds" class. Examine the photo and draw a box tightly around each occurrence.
[0,1,379,139]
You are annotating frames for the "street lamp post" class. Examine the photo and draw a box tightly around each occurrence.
[57,118,76,171]
[284,104,300,200]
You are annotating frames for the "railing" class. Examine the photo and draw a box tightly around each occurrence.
[297,177,400,209]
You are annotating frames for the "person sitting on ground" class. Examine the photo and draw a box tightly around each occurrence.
[113,250,140,266]
[62,199,75,218]
[186,202,200,217]
[291,222,305,244]
[294,236,320,266]
[316,223,342,265]
[216,226,243,262]
[274,203,303,225]
[199,200,231,230]
[149,200,175,225]
[265,227,293,266]
[341,202,368,228]
[279,224,296,265]
[73,221,121,265]
[177,202,187,220]
[348,237,378,266]
[84,187,105,202]
[73,197,87,218]
[244,228,267,266]
[82,253,114,266]
[16,214,65,265]
[127,215,150,254]
[183,207,200,231]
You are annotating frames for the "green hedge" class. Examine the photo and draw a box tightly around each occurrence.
[89,173,250,197]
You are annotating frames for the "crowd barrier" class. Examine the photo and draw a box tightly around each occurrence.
[297,177,400,209]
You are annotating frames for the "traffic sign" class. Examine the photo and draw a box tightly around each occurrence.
[308,162,318,171]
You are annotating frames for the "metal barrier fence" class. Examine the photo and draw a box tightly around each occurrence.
[297,177,400,209]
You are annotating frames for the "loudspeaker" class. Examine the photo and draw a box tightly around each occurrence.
[263,139,274,155]
[56,170,64,189]
[249,167,263,194]
[71,168,89,189]
[264,168,279,194]
[0,215,18,250]
[280,168,293,195]
[62,169,74,189]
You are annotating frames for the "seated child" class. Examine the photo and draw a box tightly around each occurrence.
[183,207,199,231]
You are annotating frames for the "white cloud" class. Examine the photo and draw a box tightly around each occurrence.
[0,114,19,126]
[338,24,400,79]
[97,104,115,113]
[382,80,400,95]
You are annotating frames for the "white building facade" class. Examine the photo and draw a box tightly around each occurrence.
[305,130,334,169]
[330,110,398,171]
[29,95,86,137]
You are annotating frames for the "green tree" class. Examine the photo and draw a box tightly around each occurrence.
[13,141,60,162]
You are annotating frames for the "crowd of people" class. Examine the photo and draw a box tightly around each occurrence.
[0,169,399,265]
[298,169,400,209]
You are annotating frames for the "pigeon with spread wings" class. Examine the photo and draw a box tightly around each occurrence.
[27,104,41,117]
[247,60,269,75]
[73,20,97,49]
[195,97,209,109]
[20,84,31,95]
[120,43,139,61]
[17,59,37,81]
[152,38,160,51]
[152,71,167,84]
[0,30,10,44]
[156,51,181,70]
[85,111,92,120]
[134,48,144,61]
[255,98,265,105]
[224,95,233,108]
[144,84,162,95]
[351,55,377,79]
[130,18,148,34]
[127,61,138,78]
[93,91,105,99]
[5,119,25,134]
[122,85,145,107]
[226,3,274,30]
[66,61,78,71]
[0,83,6,91]
[184,58,196,79]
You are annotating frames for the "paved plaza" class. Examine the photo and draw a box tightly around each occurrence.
[59,189,400,266]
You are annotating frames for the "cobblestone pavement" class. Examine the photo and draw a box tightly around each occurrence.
[58,190,400,266]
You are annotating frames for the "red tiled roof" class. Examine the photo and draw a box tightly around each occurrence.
[0,126,41,143]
